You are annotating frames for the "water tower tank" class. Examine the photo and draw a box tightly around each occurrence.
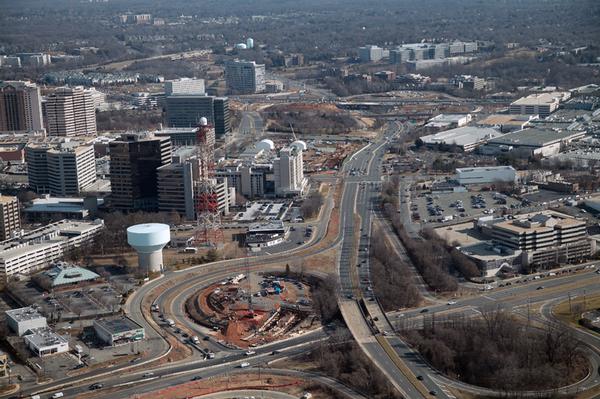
[127,223,171,274]
[246,38,254,49]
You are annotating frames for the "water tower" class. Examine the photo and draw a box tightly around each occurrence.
[127,223,170,274]
[246,38,254,49]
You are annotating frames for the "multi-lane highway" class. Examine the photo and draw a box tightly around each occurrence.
[12,117,600,399]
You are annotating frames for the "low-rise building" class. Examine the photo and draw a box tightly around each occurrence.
[419,126,503,152]
[455,166,516,185]
[0,219,104,281]
[425,114,472,129]
[481,128,585,157]
[93,316,145,346]
[246,220,289,248]
[33,262,100,290]
[477,114,537,133]
[24,196,100,221]
[5,306,47,336]
[23,327,69,357]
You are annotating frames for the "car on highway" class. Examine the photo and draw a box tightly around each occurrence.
[143,372,155,378]
[420,308,429,313]
[89,383,104,390]
[239,362,250,368]
[245,350,256,356]
[429,390,437,396]
[52,393,64,399]
[417,375,424,380]
[536,286,544,290]
[192,376,202,381]
[447,300,457,305]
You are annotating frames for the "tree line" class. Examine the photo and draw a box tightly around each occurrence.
[401,307,587,392]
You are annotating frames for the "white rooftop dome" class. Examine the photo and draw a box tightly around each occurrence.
[199,117,208,126]
[291,140,307,151]
[256,139,275,151]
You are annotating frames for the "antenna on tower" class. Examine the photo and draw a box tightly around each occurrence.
[193,118,223,247]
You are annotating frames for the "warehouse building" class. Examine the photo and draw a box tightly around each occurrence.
[425,114,472,129]
[455,166,516,185]
[6,306,47,336]
[93,316,145,346]
[419,126,503,152]
[23,327,69,357]
[481,128,586,157]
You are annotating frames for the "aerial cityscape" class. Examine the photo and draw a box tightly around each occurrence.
[0,0,599,398]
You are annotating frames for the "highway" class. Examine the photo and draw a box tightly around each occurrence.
[11,116,600,398]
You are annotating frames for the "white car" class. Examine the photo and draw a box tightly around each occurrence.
[245,350,256,356]
[447,301,457,305]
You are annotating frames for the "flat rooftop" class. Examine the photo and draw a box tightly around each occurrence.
[248,220,285,233]
[511,92,568,106]
[488,128,585,147]
[420,126,503,147]
[478,114,535,126]
[95,317,143,334]
[24,327,68,347]
[0,195,17,205]
[5,306,45,322]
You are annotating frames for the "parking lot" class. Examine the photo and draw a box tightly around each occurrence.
[8,281,124,321]
[410,190,521,225]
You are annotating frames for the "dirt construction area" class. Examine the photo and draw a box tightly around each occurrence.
[186,272,319,348]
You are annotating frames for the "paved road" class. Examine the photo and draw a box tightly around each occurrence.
[336,123,447,398]
[196,390,297,399]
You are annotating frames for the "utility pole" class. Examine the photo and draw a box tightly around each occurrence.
[568,292,572,314]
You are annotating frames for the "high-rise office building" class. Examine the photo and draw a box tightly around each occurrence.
[109,134,171,211]
[273,146,305,196]
[166,95,214,128]
[359,45,384,62]
[25,142,96,196]
[224,60,265,94]
[165,78,205,96]
[0,81,44,133]
[0,195,20,241]
[213,97,231,138]
[45,86,97,137]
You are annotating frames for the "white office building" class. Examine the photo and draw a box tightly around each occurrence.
[273,146,306,196]
[23,327,69,357]
[165,78,205,96]
[224,60,265,94]
[455,166,516,185]
[0,219,104,281]
[5,306,47,336]
[509,92,570,117]
[25,141,96,196]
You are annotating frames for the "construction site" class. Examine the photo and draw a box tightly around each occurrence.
[185,272,319,348]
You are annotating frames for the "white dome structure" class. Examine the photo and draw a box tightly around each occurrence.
[256,139,275,151]
[199,117,208,126]
[235,43,247,50]
[127,223,171,274]
[291,140,307,151]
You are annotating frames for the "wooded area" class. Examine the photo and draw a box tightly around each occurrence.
[402,308,588,391]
